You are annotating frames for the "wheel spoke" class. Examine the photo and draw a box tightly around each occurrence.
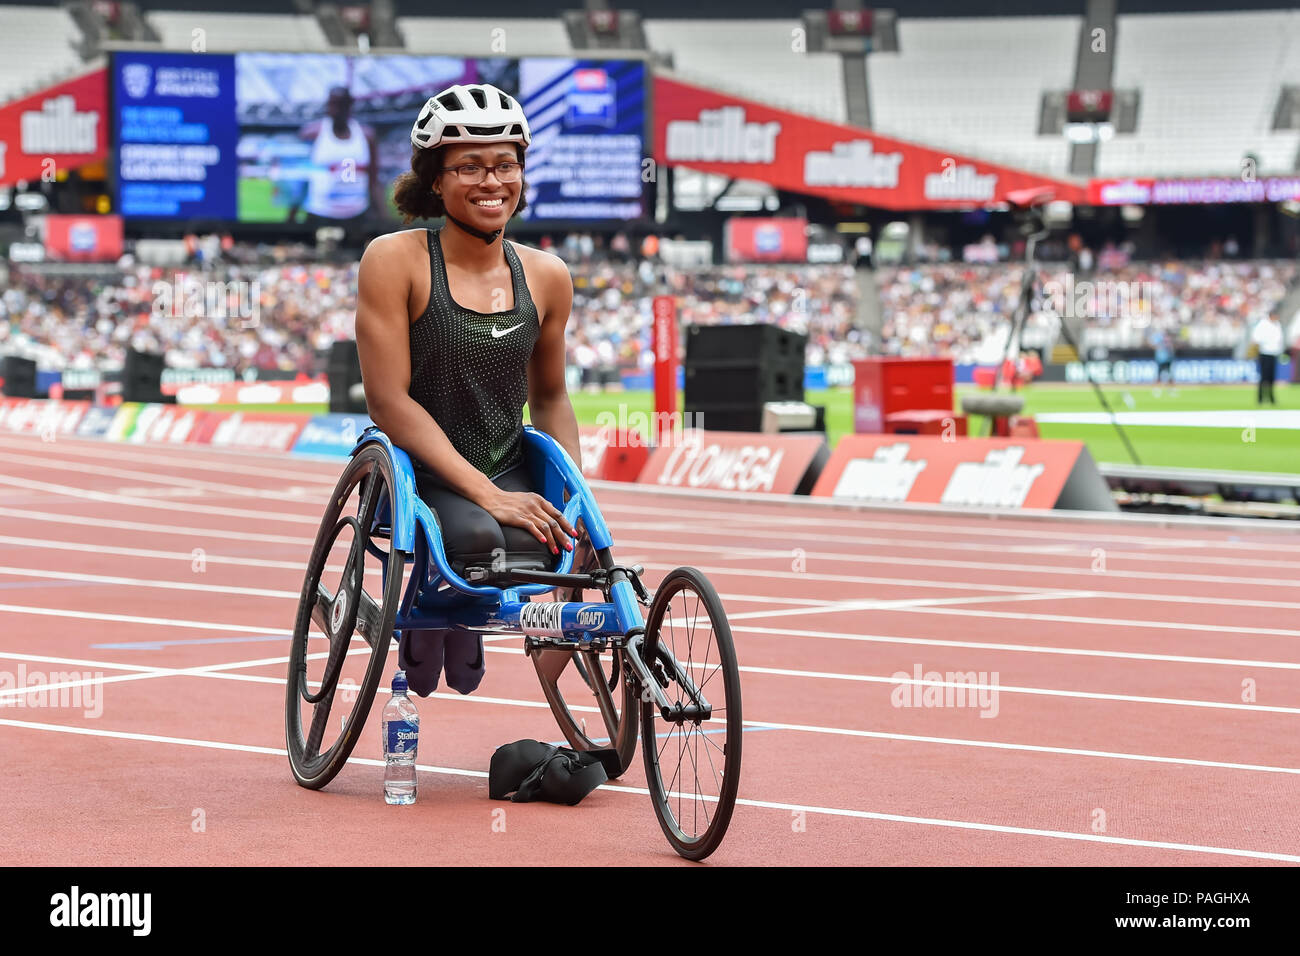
[310,581,334,635]
[304,686,335,760]
[355,589,386,650]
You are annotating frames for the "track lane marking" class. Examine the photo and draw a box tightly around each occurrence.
[1,716,1296,863]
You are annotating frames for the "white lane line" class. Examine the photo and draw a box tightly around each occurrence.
[0,474,319,525]
[726,589,1099,621]
[0,564,302,600]
[732,624,1300,671]
[0,602,290,635]
[617,537,1300,589]
[0,506,313,546]
[0,564,840,613]
[890,604,1300,639]
[636,561,1300,613]
[0,534,312,572]
[0,647,319,702]
[0,448,334,502]
[597,498,1300,553]
[725,662,1300,714]
[1,715,1295,863]
[4,506,1296,612]
[6,649,1298,777]
[0,434,341,483]
[609,520,1300,572]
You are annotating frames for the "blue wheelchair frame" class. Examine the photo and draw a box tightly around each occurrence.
[353,423,696,717]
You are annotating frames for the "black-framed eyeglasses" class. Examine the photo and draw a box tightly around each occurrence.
[439,162,523,184]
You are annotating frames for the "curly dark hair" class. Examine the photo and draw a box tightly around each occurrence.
[391,144,528,223]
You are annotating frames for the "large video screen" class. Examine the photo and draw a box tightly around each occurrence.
[112,52,647,223]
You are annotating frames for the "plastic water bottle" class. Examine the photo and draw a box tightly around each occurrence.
[381,670,419,805]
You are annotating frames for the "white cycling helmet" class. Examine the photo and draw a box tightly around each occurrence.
[410,83,531,150]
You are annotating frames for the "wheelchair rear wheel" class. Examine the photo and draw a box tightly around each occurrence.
[529,533,639,777]
[286,444,408,790]
[640,567,742,861]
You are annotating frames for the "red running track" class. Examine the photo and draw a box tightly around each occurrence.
[0,431,1298,865]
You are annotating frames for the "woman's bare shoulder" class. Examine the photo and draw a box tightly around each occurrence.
[359,228,427,276]
[510,240,570,282]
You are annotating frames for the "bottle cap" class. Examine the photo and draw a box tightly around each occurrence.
[393,670,408,693]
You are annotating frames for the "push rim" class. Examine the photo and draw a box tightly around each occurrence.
[286,446,407,789]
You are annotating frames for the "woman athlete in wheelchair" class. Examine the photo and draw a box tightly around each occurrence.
[285,84,741,859]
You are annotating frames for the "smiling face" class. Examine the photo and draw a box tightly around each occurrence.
[433,142,523,232]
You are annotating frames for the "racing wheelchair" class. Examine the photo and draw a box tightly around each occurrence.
[285,424,742,860]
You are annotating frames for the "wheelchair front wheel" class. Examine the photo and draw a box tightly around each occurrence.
[286,444,408,790]
[640,567,742,862]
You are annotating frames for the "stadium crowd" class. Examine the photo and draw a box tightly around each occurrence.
[0,237,867,378]
[877,258,1300,363]
[2,237,1296,378]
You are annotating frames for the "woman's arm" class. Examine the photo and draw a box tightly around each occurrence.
[355,234,497,505]
[526,253,582,469]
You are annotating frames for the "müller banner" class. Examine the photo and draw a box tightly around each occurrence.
[0,68,108,187]
[652,74,1085,210]
[812,435,1116,511]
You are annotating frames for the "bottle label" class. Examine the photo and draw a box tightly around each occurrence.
[386,719,419,756]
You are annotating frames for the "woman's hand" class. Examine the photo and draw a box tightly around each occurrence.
[478,488,578,554]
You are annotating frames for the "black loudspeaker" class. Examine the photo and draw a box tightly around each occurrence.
[683,324,807,432]
[328,340,366,414]
[122,349,171,403]
[1,356,38,398]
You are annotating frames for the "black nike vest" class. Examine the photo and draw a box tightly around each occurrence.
[408,227,540,479]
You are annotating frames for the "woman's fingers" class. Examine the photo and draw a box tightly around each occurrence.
[533,494,578,543]
[516,513,548,547]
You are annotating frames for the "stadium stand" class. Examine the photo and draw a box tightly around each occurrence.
[147,11,331,51]
[397,17,571,55]
[866,16,1080,177]
[643,19,846,122]
[1098,10,1300,177]
[0,5,85,103]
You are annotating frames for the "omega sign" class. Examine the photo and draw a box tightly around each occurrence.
[664,106,781,163]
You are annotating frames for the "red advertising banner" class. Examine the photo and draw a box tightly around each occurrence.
[726,217,808,262]
[638,431,828,495]
[578,425,649,482]
[654,75,1085,210]
[189,411,310,452]
[812,435,1115,511]
[0,69,108,187]
[652,295,679,445]
[0,399,89,437]
[44,214,123,262]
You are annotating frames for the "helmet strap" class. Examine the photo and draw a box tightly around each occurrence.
[444,210,502,245]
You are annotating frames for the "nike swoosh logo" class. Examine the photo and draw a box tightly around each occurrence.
[491,322,525,338]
